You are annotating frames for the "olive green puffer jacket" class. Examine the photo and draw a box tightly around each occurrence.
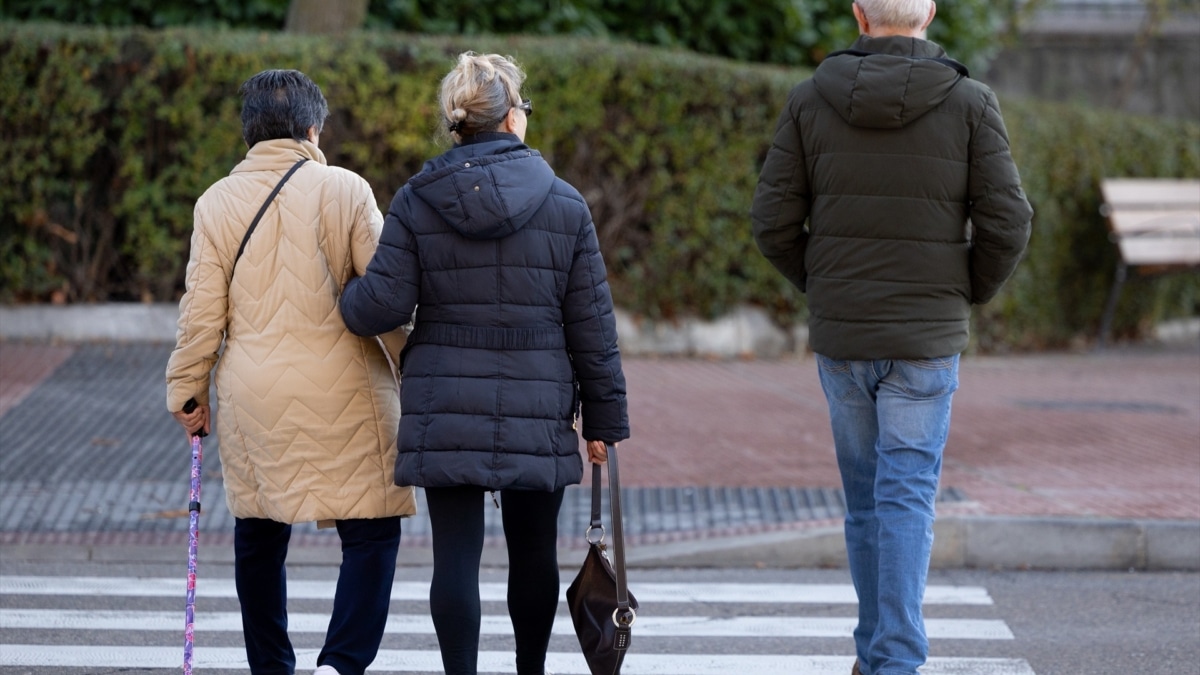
[751,35,1033,360]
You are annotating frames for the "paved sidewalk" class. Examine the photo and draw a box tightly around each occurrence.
[1,308,1198,570]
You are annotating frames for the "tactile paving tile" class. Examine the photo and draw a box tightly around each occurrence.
[0,343,966,544]
[0,343,211,482]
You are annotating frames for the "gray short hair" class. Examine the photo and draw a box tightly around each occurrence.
[238,69,329,147]
[439,52,525,140]
[854,0,934,30]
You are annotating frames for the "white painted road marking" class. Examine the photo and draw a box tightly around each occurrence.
[0,608,1015,640]
[0,575,1033,674]
[0,646,1038,675]
[0,576,993,604]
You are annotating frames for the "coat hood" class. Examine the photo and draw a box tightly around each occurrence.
[813,35,967,129]
[408,133,557,240]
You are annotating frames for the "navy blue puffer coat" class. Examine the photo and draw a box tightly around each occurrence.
[340,133,629,492]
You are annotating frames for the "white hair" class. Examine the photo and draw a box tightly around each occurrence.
[854,0,934,30]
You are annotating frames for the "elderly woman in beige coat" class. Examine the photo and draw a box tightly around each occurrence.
[166,69,414,675]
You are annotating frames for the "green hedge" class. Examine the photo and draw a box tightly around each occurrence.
[980,101,1200,349]
[1,23,1197,348]
[2,0,1005,73]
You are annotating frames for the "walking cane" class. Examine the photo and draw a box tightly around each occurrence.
[181,397,207,675]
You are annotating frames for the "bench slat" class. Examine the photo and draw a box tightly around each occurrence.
[1118,238,1200,266]
[1100,178,1200,269]
[1107,210,1200,235]
[1101,179,1200,208]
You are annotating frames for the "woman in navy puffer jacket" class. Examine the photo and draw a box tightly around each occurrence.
[340,52,629,675]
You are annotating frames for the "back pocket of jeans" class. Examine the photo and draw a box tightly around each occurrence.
[895,357,959,399]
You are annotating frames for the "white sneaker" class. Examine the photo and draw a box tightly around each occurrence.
[313,666,342,675]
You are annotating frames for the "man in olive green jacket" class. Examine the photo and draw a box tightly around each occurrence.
[751,2,1032,674]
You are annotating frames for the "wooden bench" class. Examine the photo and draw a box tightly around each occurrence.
[1098,178,1200,345]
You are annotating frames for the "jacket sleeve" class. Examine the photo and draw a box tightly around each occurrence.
[563,213,630,443]
[751,87,811,293]
[967,89,1033,305]
[340,189,421,337]
[165,203,227,412]
[346,182,407,359]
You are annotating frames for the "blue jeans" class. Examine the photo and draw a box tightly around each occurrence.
[815,354,959,675]
[234,516,402,675]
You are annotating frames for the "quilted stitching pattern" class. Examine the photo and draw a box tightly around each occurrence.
[751,36,1032,361]
[166,139,415,523]
[341,135,630,492]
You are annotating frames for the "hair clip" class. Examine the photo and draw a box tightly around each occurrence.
[447,121,462,133]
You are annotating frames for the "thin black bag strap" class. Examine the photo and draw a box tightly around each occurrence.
[590,462,604,530]
[233,158,308,272]
[593,444,634,617]
[825,48,970,78]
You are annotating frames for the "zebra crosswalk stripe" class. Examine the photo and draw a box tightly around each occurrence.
[0,576,994,604]
[0,575,1035,675]
[0,608,1015,639]
[0,646,1037,675]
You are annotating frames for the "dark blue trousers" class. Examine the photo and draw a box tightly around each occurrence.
[234,516,402,675]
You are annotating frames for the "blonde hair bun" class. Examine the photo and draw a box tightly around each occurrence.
[439,52,526,138]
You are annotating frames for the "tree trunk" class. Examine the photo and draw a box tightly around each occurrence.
[285,0,368,34]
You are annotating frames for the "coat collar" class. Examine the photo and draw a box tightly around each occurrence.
[232,138,326,174]
[456,131,522,148]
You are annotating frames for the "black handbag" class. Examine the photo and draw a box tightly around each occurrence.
[566,444,638,675]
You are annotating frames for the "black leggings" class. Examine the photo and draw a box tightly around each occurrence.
[425,485,565,675]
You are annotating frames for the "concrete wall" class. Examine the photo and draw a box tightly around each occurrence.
[982,10,1200,119]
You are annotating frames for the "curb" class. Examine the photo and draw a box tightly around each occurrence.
[3,517,1197,571]
[3,304,1196,353]
[620,516,1200,571]
[0,302,807,358]
[0,303,178,343]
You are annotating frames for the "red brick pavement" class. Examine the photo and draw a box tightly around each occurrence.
[2,341,1197,521]
[0,343,74,417]
[620,348,1200,520]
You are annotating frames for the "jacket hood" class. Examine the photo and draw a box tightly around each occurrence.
[408,133,557,240]
[813,35,966,129]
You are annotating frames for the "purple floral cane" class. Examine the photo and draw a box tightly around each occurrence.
[181,398,206,675]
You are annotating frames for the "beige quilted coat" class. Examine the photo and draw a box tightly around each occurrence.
[165,138,416,524]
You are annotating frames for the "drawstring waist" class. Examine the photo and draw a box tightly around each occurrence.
[408,321,566,350]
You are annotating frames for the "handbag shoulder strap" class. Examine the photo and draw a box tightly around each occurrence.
[592,445,634,617]
[232,158,308,273]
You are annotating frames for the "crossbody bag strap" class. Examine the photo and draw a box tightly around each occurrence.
[232,158,309,273]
